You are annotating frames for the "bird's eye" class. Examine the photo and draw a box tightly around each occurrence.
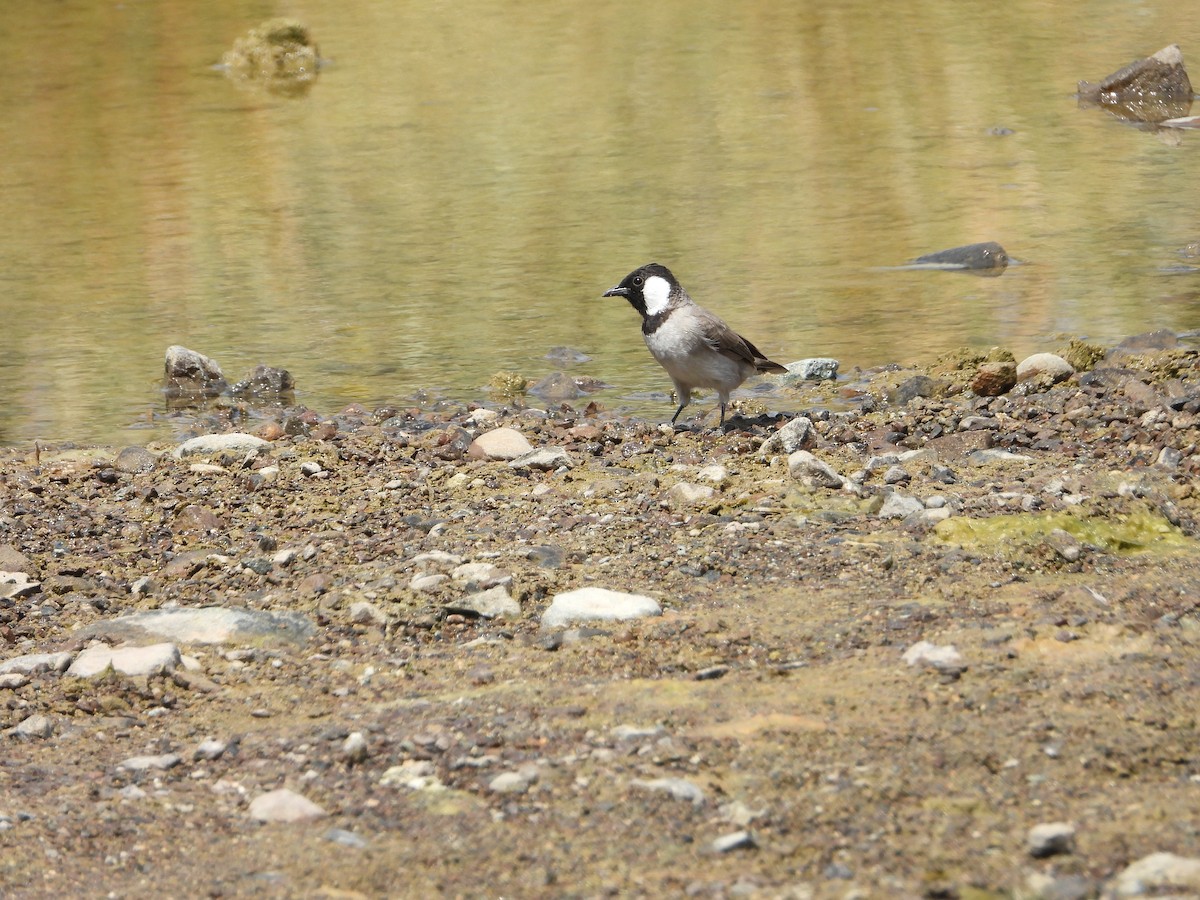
[633,276,643,286]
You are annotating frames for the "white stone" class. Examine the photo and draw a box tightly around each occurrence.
[760,416,815,454]
[488,768,538,794]
[452,562,510,586]
[630,777,706,806]
[194,739,227,761]
[349,601,389,626]
[1027,821,1076,858]
[81,607,314,645]
[0,673,29,689]
[67,643,181,678]
[247,788,328,823]
[410,573,449,592]
[470,427,534,461]
[451,586,521,619]
[342,732,369,763]
[173,433,272,458]
[508,447,573,471]
[11,714,54,739]
[0,572,40,600]
[788,451,845,489]
[1016,353,1074,383]
[878,492,925,519]
[542,588,662,629]
[1110,852,1200,896]
[696,464,729,484]
[902,641,965,673]
[0,651,73,676]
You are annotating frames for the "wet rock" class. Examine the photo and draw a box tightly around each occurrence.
[0,545,34,574]
[1078,44,1192,123]
[0,572,40,600]
[1028,821,1076,858]
[782,358,840,382]
[0,651,73,676]
[78,607,315,646]
[468,427,534,461]
[114,446,157,474]
[972,361,1017,396]
[221,19,321,96]
[1017,353,1074,383]
[164,346,227,399]
[247,788,328,822]
[447,586,521,620]
[67,643,181,678]
[760,417,816,454]
[912,241,1009,274]
[630,777,706,806]
[230,364,295,400]
[529,371,583,401]
[788,451,847,489]
[509,447,574,471]
[542,588,662,628]
[1114,329,1180,354]
[544,346,591,364]
[1108,851,1200,896]
[173,433,273,458]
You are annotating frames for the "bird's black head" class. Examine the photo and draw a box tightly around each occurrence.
[602,263,678,319]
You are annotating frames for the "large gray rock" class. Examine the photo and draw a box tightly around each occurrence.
[79,607,314,646]
[164,346,227,399]
[1078,44,1193,123]
[542,588,662,628]
[1017,353,1074,384]
[173,433,273,459]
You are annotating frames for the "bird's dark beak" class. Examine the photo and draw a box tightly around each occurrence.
[603,286,628,298]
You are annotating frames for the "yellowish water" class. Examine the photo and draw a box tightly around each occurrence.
[3,1,1200,444]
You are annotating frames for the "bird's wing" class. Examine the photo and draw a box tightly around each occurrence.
[700,315,788,373]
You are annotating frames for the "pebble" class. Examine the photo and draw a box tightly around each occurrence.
[468,427,534,461]
[542,588,662,629]
[630,777,706,806]
[172,433,272,459]
[0,572,40,601]
[1017,353,1075,383]
[349,601,389,626]
[247,788,328,823]
[67,642,181,678]
[342,732,369,763]
[760,416,816,454]
[0,674,29,689]
[119,753,182,771]
[667,482,716,506]
[410,573,449,592]
[114,446,158,474]
[194,739,228,761]
[877,492,925,519]
[1027,821,1076,858]
[488,767,538,794]
[324,828,368,849]
[380,760,443,790]
[696,464,729,484]
[783,358,840,382]
[452,562,511,588]
[0,651,74,676]
[1109,851,1200,896]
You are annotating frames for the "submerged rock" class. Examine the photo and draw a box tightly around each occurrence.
[221,19,321,96]
[1078,44,1193,123]
[230,365,295,400]
[911,242,1009,275]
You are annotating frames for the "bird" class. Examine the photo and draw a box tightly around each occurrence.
[602,262,789,427]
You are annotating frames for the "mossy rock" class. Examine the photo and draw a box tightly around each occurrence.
[222,19,321,94]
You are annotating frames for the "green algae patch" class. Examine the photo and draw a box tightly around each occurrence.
[933,510,1192,555]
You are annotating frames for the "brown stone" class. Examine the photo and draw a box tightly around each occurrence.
[971,362,1017,397]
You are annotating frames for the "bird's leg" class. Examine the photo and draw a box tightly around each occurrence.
[670,403,687,425]
[718,401,727,427]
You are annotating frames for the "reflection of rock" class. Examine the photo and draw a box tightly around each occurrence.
[164,345,227,400]
[231,364,295,400]
[220,19,321,96]
[1078,44,1193,123]
[912,242,1008,275]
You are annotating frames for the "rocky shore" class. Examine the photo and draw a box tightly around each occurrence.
[2,333,1199,898]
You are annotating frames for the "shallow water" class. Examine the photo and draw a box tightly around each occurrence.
[3,1,1200,445]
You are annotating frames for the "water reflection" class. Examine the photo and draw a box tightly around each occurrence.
[1,1,1200,445]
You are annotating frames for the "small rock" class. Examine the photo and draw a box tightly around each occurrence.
[877,492,925,519]
[230,364,295,399]
[788,450,846,489]
[0,545,34,574]
[173,433,272,459]
[1078,45,1193,123]
[782,358,840,382]
[972,362,1017,396]
[247,788,328,823]
[410,573,449,593]
[528,371,582,401]
[912,242,1009,273]
[452,562,511,588]
[78,607,314,646]
[488,768,537,794]
[120,753,181,772]
[324,828,368,849]
[696,464,729,484]
[342,732,369,763]
[760,417,816,454]
[667,482,715,507]
[0,651,74,676]
[712,830,757,853]
[508,446,574,471]
[349,601,389,627]
[631,777,706,806]
[1109,851,1200,896]
[1028,821,1076,858]
[1045,529,1082,562]
[114,447,158,474]
[164,346,226,398]
[447,585,521,619]
[469,427,535,461]
[67,643,181,678]
[1016,353,1074,384]
[10,714,54,740]
[0,674,29,689]
[0,572,40,601]
[902,640,966,675]
[194,739,228,761]
[542,588,662,629]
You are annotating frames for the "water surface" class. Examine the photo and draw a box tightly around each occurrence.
[3,1,1200,444]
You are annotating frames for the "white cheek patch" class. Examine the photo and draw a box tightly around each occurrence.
[642,275,672,316]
